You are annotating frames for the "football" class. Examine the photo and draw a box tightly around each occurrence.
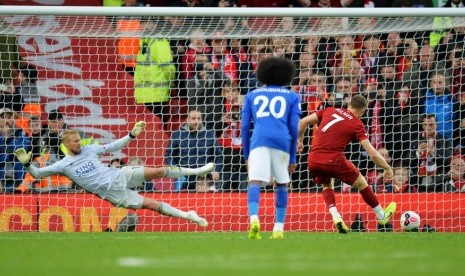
[400,211,421,232]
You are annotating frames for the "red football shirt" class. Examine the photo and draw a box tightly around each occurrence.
[309,107,368,164]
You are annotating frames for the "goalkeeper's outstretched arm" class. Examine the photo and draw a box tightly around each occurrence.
[103,121,146,153]
[13,148,61,179]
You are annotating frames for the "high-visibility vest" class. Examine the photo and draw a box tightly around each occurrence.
[103,0,123,6]
[134,37,175,103]
[430,17,452,48]
[116,18,142,67]
[17,153,72,193]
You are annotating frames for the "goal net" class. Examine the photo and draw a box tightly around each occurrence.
[1,7,465,232]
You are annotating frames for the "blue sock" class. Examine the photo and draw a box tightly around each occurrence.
[275,184,288,223]
[247,183,261,216]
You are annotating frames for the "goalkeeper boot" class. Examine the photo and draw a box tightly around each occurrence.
[248,218,262,240]
[333,216,350,234]
[198,163,215,178]
[270,231,284,239]
[187,211,208,228]
[377,202,397,226]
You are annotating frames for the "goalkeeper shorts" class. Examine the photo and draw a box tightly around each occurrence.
[105,166,145,209]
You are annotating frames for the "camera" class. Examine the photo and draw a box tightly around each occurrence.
[194,62,205,72]
[230,105,241,121]
[333,92,346,108]
[0,84,8,92]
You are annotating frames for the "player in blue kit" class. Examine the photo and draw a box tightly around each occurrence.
[241,57,301,239]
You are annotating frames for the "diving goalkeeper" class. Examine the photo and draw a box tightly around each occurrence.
[14,122,212,228]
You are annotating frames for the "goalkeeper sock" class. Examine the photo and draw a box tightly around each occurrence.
[158,203,188,219]
[164,166,198,178]
[275,184,288,225]
[248,182,261,219]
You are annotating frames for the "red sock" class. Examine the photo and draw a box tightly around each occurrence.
[359,186,379,208]
[322,189,336,209]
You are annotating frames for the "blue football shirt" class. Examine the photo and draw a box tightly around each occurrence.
[241,85,301,163]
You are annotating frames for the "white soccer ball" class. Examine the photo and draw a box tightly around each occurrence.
[400,211,421,232]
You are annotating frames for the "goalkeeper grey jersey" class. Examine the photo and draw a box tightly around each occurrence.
[28,135,133,198]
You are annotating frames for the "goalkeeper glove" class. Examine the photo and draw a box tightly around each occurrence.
[14,148,32,167]
[129,121,146,138]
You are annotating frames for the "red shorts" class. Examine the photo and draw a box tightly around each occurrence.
[308,158,360,185]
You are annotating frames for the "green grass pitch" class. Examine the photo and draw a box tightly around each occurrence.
[1,232,464,276]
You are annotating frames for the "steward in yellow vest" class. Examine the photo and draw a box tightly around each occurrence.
[134,25,175,124]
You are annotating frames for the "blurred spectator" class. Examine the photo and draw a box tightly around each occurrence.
[406,114,453,192]
[244,47,273,92]
[328,77,351,108]
[181,28,212,81]
[421,72,458,140]
[364,83,396,152]
[218,100,247,191]
[377,56,398,102]
[16,150,72,193]
[196,175,217,192]
[40,110,66,160]
[310,0,342,7]
[403,44,438,106]
[229,38,251,93]
[0,79,23,113]
[247,38,269,72]
[109,158,125,168]
[134,20,176,127]
[17,65,40,115]
[344,0,391,7]
[392,0,433,7]
[360,35,383,77]
[333,35,358,78]
[391,84,422,162]
[441,154,465,192]
[211,1,250,32]
[446,45,465,96]
[239,0,292,7]
[165,109,222,191]
[342,59,364,94]
[391,166,417,193]
[295,51,317,88]
[186,54,226,132]
[0,108,30,193]
[384,32,403,59]
[395,38,418,81]
[454,93,465,148]
[170,0,208,7]
[116,0,145,76]
[269,34,296,61]
[27,116,45,160]
[209,32,239,83]
[15,65,41,133]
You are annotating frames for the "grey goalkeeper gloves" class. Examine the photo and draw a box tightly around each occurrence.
[14,148,32,167]
[129,121,146,138]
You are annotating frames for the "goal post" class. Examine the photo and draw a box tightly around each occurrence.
[0,6,465,232]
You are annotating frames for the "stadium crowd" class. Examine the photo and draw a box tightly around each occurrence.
[1,0,465,193]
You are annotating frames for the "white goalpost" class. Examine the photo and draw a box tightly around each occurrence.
[0,6,465,232]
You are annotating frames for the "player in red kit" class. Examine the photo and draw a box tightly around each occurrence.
[298,95,396,233]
